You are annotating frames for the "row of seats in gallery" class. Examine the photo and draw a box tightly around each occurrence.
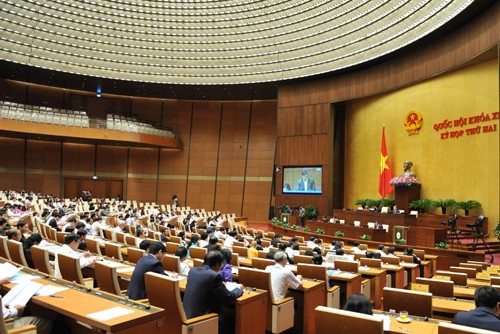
[106,114,175,138]
[0,100,90,127]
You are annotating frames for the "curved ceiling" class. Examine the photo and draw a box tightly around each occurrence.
[0,0,478,86]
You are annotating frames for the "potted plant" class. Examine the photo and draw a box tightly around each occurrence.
[454,200,482,216]
[366,199,382,209]
[334,231,345,237]
[354,198,370,208]
[280,205,292,214]
[493,221,500,241]
[303,227,311,232]
[380,198,395,210]
[435,241,450,249]
[395,238,406,245]
[291,224,299,230]
[431,199,456,215]
[304,205,319,220]
[409,199,432,213]
[360,234,371,241]
[316,229,325,234]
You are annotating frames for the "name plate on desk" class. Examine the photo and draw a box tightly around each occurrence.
[476,272,491,280]
[411,283,429,292]
[433,275,451,281]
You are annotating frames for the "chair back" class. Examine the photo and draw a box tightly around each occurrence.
[435,270,468,286]
[31,245,54,275]
[438,322,499,334]
[192,258,204,267]
[144,272,191,334]
[314,306,383,334]
[353,253,366,261]
[232,245,248,258]
[449,266,476,279]
[56,232,68,244]
[413,249,425,260]
[398,255,415,263]
[383,287,432,318]
[115,232,125,244]
[189,247,207,260]
[381,256,400,265]
[415,277,454,298]
[166,242,181,254]
[94,261,122,296]
[230,253,240,267]
[360,258,382,269]
[459,263,483,272]
[294,254,313,265]
[7,240,28,267]
[334,260,359,273]
[103,229,114,241]
[162,254,181,273]
[86,238,102,256]
[0,236,10,260]
[297,263,328,284]
[104,243,123,261]
[57,252,85,285]
[238,266,276,302]
[127,247,145,264]
[125,235,137,246]
[169,236,182,244]
[251,257,275,270]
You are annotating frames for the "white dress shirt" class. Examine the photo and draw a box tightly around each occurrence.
[265,263,301,302]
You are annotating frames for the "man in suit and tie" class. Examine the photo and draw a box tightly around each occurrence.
[453,286,500,331]
[183,250,244,334]
[297,170,316,192]
[126,241,173,300]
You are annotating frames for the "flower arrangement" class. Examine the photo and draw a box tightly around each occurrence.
[316,229,325,234]
[389,176,420,187]
[291,224,299,230]
[334,231,345,237]
[395,238,407,245]
[360,234,371,241]
[303,227,311,232]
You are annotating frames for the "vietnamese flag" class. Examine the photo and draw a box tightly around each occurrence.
[379,127,394,198]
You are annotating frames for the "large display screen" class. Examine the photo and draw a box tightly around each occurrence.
[282,166,322,195]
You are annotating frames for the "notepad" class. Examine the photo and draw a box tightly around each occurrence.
[372,314,391,331]
[87,306,134,321]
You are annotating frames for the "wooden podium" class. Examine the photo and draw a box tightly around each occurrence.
[395,184,421,212]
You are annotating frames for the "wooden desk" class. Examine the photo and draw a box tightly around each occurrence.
[399,261,419,284]
[432,297,475,315]
[453,286,475,299]
[328,271,362,304]
[1,262,165,334]
[288,279,324,334]
[382,264,405,289]
[358,266,386,309]
[178,274,268,334]
[372,311,440,334]
[306,220,388,242]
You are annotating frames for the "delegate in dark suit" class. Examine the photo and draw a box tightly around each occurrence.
[452,286,500,332]
[297,177,316,191]
[126,247,166,300]
[184,253,243,334]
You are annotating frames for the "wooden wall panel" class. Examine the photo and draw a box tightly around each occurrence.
[243,101,277,222]
[62,143,94,177]
[26,84,64,108]
[26,140,61,195]
[0,80,26,104]
[96,145,128,178]
[157,100,192,204]
[214,101,251,215]
[186,101,221,210]
[0,138,25,190]
[131,97,162,125]
[127,147,159,201]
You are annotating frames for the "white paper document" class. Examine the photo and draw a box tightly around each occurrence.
[225,282,240,291]
[373,314,391,331]
[0,262,23,278]
[35,285,68,296]
[3,281,43,306]
[116,267,135,273]
[9,274,39,284]
[87,306,134,321]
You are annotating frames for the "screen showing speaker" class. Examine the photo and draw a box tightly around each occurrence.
[282,166,322,195]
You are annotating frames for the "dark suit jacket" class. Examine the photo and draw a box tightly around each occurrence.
[183,265,243,319]
[126,254,165,300]
[453,306,500,331]
[297,177,316,191]
[46,217,61,232]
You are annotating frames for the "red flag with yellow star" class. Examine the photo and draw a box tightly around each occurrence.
[379,127,394,198]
